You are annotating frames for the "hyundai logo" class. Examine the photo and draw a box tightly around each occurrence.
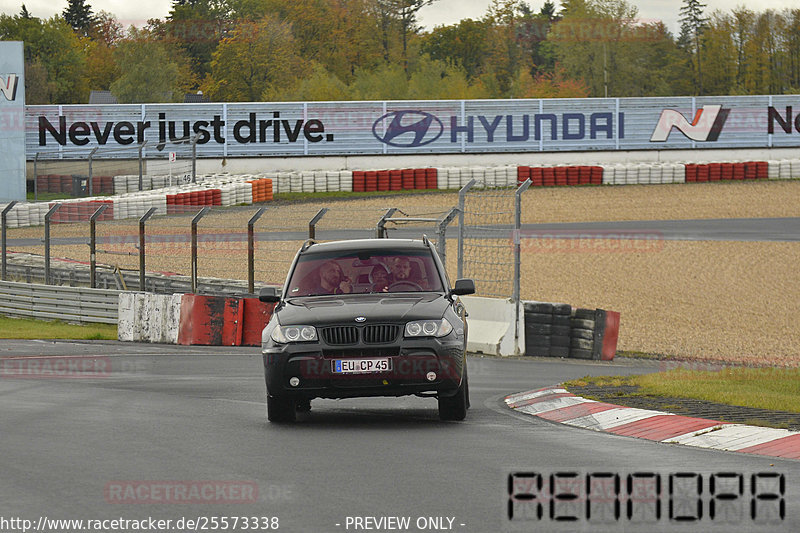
[372,110,444,148]
[355,316,366,323]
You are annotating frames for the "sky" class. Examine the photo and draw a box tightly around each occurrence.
[1,0,797,37]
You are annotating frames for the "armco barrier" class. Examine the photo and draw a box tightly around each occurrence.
[460,295,525,356]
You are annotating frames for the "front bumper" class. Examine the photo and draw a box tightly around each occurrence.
[262,336,465,400]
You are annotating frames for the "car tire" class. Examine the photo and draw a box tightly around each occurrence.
[439,376,468,421]
[267,395,296,423]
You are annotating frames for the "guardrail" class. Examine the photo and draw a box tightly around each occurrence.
[0,280,120,324]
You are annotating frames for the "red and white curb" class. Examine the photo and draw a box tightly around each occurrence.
[505,387,800,461]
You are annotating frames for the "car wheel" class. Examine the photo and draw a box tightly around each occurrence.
[438,376,468,421]
[267,395,296,423]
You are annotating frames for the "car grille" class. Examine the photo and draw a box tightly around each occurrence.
[320,325,400,345]
[363,325,400,344]
[321,326,359,345]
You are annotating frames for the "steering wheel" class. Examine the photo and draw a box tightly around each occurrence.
[388,280,423,292]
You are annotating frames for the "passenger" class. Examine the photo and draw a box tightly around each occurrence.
[369,264,391,292]
[313,260,352,295]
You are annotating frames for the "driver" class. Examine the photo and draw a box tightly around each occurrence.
[389,256,427,290]
[314,260,352,295]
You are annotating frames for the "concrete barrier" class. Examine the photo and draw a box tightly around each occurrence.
[118,292,182,344]
[460,295,524,356]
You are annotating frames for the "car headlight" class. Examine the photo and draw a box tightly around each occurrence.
[271,325,318,343]
[404,319,453,338]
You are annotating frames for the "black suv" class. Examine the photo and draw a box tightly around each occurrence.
[259,237,475,422]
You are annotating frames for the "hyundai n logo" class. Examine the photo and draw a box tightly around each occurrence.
[372,110,443,147]
[650,105,729,142]
[0,74,19,101]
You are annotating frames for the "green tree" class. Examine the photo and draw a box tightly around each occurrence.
[164,0,234,80]
[0,14,88,103]
[678,0,707,94]
[62,0,96,37]
[204,15,304,101]
[281,62,350,101]
[406,55,472,99]
[349,62,408,99]
[19,4,32,19]
[421,18,489,80]
[110,28,184,103]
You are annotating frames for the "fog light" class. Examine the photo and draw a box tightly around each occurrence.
[289,377,300,387]
[426,372,436,382]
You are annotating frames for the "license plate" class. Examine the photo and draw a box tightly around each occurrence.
[332,358,391,374]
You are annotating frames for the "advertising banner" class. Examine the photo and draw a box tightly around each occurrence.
[25,95,800,160]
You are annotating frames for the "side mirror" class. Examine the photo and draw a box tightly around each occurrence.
[451,278,476,296]
[258,287,281,303]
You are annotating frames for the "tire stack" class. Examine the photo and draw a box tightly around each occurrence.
[523,301,571,358]
[569,308,597,360]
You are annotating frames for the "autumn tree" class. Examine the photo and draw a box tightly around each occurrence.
[204,15,304,101]
[0,14,88,103]
[420,18,489,80]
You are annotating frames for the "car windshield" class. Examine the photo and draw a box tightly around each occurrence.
[285,249,443,297]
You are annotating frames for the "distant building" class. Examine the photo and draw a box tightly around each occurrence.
[88,90,118,104]
[184,91,209,103]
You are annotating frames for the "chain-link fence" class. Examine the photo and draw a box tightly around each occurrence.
[0,199,469,295]
[457,179,530,299]
[30,139,196,200]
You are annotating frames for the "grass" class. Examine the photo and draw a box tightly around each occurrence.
[270,188,451,204]
[27,192,74,202]
[566,368,800,413]
[0,315,117,340]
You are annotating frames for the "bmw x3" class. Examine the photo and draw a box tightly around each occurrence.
[259,237,475,422]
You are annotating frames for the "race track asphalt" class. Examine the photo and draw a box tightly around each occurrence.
[0,341,797,532]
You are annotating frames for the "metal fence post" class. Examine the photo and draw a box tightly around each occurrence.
[436,208,459,267]
[513,179,531,354]
[2,201,18,280]
[308,208,328,239]
[44,204,61,285]
[138,141,148,192]
[191,134,198,183]
[88,147,98,196]
[33,153,39,202]
[247,208,266,294]
[191,207,210,293]
[89,204,108,288]
[138,207,157,291]
[456,179,476,279]
[375,208,398,238]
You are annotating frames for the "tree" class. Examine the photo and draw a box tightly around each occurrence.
[110,28,185,103]
[19,4,32,19]
[281,62,350,101]
[164,0,234,80]
[62,0,96,37]
[421,18,490,80]
[203,15,304,101]
[406,55,472,99]
[678,0,707,94]
[0,14,88,103]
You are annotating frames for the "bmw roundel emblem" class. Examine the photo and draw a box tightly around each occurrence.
[355,316,367,323]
